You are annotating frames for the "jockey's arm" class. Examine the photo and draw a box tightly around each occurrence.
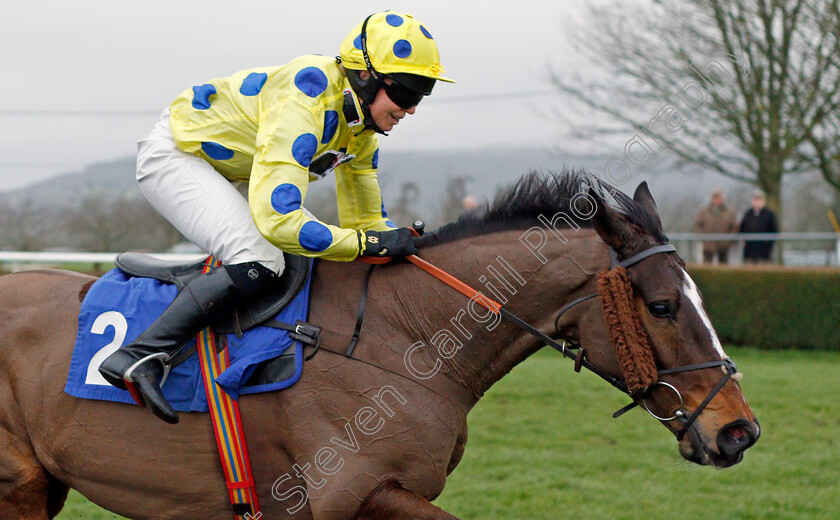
[335,133,397,234]
[249,100,362,261]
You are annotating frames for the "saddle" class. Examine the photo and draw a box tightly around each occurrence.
[114,251,317,385]
[116,252,309,332]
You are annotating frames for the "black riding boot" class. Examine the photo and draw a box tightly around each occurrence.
[98,262,276,423]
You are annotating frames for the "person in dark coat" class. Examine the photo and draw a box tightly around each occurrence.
[740,189,779,263]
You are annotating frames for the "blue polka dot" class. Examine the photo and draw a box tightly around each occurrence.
[201,142,234,160]
[240,72,268,96]
[322,111,339,143]
[192,84,216,110]
[385,220,398,229]
[372,148,379,169]
[420,25,433,39]
[294,67,328,97]
[380,199,388,218]
[386,14,404,27]
[393,40,412,59]
[353,34,363,50]
[299,221,333,252]
[291,133,318,167]
[270,184,302,214]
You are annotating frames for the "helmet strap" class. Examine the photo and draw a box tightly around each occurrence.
[349,14,387,135]
[360,14,381,81]
[361,103,387,136]
[341,13,392,135]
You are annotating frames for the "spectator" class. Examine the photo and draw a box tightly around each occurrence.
[462,194,479,211]
[694,188,737,264]
[740,189,779,263]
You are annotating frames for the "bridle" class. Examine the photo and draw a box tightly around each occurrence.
[534,243,738,441]
[395,241,738,442]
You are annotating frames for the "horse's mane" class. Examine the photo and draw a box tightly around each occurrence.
[416,169,666,248]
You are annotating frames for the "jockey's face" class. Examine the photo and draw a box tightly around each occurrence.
[360,72,417,132]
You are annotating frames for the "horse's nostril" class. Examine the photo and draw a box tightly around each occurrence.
[728,425,748,441]
[718,419,758,457]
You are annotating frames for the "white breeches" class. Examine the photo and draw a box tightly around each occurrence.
[136,109,286,274]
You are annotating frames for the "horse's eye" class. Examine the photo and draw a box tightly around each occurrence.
[648,301,673,319]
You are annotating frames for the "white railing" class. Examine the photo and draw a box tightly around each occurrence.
[1,232,839,271]
[0,252,205,272]
[667,232,840,266]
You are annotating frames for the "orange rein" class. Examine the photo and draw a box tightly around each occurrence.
[405,255,502,314]
[355,227,502,314]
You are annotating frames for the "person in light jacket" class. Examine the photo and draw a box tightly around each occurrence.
[694,188,737,264]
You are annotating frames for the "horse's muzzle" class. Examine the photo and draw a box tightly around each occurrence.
[679,417,760,467]
[715,418,761,466]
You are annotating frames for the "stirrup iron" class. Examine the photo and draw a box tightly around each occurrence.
[123,352,172,386]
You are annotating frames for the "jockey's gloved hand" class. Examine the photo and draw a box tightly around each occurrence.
[360,228,418,257]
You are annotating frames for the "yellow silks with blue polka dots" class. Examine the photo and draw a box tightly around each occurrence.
[168,55,395,261]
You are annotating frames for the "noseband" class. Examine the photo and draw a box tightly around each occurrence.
[547,243,738,441]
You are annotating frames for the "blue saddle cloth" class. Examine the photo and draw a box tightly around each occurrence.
[64,264,312,412]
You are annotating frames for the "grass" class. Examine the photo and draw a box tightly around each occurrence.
[56,347,839,519]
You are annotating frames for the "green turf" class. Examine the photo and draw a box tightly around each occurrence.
[55,493,126,520]
[56,347,839,519]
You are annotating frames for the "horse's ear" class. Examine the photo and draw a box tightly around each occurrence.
[588,185,633,252]
[633,181,662,228]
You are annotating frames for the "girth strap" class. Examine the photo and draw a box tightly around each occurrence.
[345,264,376,357]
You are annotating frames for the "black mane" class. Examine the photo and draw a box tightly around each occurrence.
[415,169,666,248]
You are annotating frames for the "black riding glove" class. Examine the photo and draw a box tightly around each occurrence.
[360,228,418,257]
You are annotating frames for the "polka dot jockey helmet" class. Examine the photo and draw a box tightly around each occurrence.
[339,11,454,106]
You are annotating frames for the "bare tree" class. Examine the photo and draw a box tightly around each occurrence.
[387,181,422,227]
[785,174,840,231]
[439,175,473,224]
[552,0,840,218]
[60,193,183,252]
[0,197,49,251]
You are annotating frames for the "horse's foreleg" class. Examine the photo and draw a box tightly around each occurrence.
[353,482,461,520]
[0,399,69,519]
[0,445,64,520]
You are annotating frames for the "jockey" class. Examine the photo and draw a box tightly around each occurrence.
[98,11,454,423]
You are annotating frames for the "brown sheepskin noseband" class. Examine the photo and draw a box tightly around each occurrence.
[597,266,658,393]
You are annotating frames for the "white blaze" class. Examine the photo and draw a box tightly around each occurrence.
[681,269,726,357]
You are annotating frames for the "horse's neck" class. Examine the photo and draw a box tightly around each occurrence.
[367,229,606,402]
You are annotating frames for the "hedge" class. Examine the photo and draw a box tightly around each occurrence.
[688,265,840,351]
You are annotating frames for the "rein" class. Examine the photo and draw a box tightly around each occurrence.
[386,242,737,441]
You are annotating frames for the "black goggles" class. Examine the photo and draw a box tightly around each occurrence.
[382,78,425,109]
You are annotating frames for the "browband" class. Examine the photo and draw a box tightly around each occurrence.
[613,244,677,268]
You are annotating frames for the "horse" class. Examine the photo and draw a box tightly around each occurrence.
[0,171,759,520]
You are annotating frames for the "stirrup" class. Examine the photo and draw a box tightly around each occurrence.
[123,352,172,385]
[122,352,172,408]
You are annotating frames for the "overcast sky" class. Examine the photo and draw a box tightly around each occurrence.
[0,1,594,191]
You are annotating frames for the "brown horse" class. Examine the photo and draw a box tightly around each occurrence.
[0,172,759,520]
